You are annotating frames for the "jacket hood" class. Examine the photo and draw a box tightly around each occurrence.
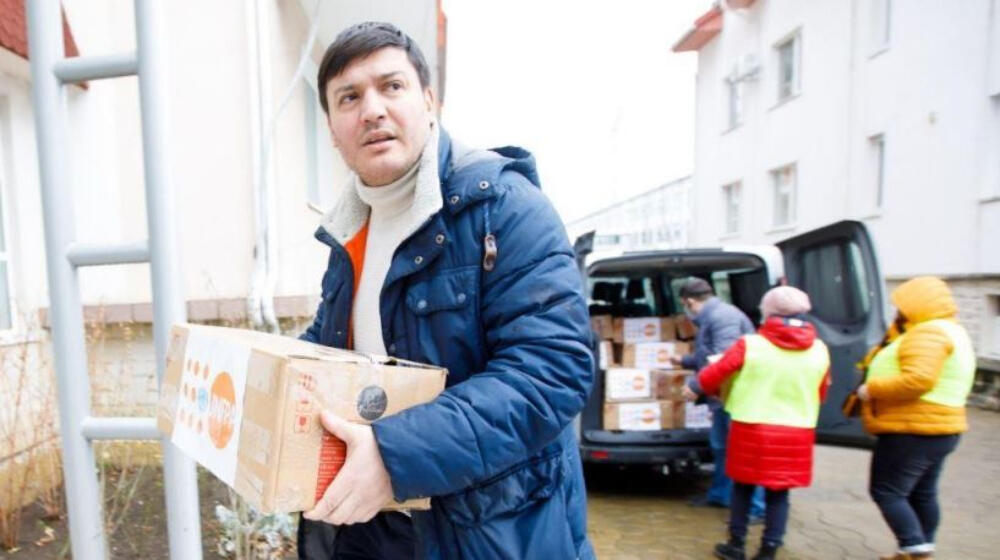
[315,126,540,248]
[759,316,817,350]
[891,276,957,324]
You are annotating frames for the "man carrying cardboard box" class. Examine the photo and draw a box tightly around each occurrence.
[296,22,595,559]
[670,277,764,518]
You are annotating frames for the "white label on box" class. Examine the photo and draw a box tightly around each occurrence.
[622,318,662,343]
[632,342,682,369]
[171,330,251,486]
[685,402,712,429]
[598,342,611,370]
[606,368,651,400]
[617,402,661,431]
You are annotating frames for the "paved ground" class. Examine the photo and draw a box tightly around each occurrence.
[586,408,1000,559]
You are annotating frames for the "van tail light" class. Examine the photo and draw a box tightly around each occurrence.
[590,450,610,460]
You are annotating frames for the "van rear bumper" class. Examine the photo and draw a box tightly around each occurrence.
[580,438,712,465]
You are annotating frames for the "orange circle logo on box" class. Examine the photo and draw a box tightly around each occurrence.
[657,349,669,362]
[643,324,656,337]
[632,375,646,391]
[640,408,656,424]
[208,372,237,449]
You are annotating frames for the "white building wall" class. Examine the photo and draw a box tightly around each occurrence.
[690,0,999,278]
[0,0,439,334]
[565,177,692,253]
[685,0,1000,361]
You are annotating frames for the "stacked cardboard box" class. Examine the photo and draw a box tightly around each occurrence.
[602,400,686,430]
[620,340,691,369]
[602,368,692,430]
[591,313,709,431]
[674,314,698,340]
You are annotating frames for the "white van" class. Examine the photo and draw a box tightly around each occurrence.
[574,220,886,471]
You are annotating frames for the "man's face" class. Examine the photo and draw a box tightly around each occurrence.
[324,47,434,186]
[683,297,703,316]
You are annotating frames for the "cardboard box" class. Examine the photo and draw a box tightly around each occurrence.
[598,340,615,370]
[590,315,614,341]
[612,317,677,344]
[602,400,686,431]
[621,341,691,369]
[653,370,693,401]
[156,323,447,514]
[605,368,693,402]
[605,368,652,401]
[674,314,698,340]
[684,402,712,429]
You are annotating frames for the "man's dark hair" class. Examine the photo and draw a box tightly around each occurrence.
[679,277,714,301]
[317,21,431,114]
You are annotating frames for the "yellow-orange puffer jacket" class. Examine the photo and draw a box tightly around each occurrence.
[861,277,969,435]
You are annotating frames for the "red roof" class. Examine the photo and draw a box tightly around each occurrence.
[0,0,80,61]
[672,5,723,52]
[672,0,758,53]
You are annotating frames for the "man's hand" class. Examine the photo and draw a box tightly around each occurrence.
[857,384,871,402]
[303,411,394,525]
[669,355,684,368]
[681,385,699,402]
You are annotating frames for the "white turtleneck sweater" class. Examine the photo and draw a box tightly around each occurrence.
[351,159,422,357]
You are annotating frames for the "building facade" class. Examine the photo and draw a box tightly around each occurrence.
[674,0,1000,375]
[565,176,692,254]
[0,0,444,504]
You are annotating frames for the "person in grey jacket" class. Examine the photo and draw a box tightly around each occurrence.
[671,277,764,516]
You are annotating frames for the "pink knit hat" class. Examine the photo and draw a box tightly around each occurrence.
[759,286,812,318]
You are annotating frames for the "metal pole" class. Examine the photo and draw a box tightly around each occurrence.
[133,1,203,557]
[54,52,138,83]
[25,1,107,558]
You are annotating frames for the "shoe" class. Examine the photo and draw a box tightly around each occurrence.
[689,495,728,508]
[751,542,779,560]
[714,538,746,560]
[879,553,933,560]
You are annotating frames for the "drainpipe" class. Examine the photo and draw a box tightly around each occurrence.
[246,0,273,331]
[247,0,323,332]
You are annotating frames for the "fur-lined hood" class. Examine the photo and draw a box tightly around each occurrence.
[315,125,541,249]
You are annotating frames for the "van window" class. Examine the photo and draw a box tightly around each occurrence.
[666,274,733,307]
[587,276,661,317]
[799,240,871,323]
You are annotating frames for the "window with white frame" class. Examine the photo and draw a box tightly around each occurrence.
[986,295,1000,357]
[722,182,742,235]
[0,101,12,331]
[775,34,801,101]
[869,0,891,52]
[727,78,744,129]
[771,163,797,227]
[870,134,886,209]
[303,61,345,213]
[988,94,1000,199]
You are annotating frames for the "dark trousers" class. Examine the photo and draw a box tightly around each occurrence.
[869,433,960,548]
[730,483,790,547]
[298,512,415,559]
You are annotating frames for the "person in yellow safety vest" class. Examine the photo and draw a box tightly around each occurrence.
[684,286,830,560]
[855,277,975,560]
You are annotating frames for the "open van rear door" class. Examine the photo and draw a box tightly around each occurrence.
[778,220,886,447]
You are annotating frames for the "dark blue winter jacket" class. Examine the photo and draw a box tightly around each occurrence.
[299,128,595,559]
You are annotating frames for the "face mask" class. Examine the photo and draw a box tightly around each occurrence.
[684,305,697,319]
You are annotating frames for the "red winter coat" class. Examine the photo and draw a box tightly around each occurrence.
[696,317,831,489]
